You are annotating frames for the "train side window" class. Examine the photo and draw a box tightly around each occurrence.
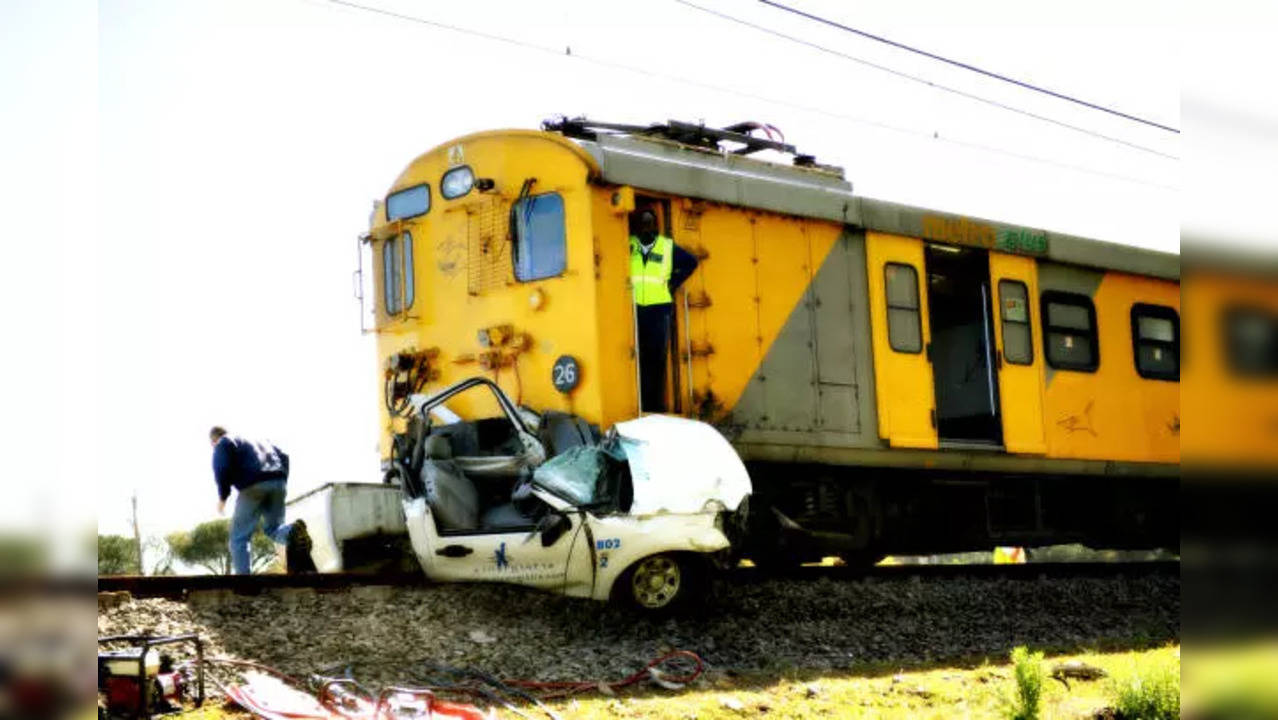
[1131,303,1178,380]
[1041,291,1099,372]
[383,236,400,314]
[382,232,414,314]
[1224,306,1278,377]
[997,280,1033,365]
[513,192,566,282]
[884,263,922,353]
[403,232,414,310]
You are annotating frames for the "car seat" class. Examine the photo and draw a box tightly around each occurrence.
[418,456,480,532]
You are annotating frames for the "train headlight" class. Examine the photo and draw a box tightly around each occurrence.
[441,165,474,199]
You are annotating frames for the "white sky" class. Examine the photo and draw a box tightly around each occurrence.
[2,0,1274,563]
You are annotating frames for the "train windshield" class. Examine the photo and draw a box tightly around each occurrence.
[513,192,566,281]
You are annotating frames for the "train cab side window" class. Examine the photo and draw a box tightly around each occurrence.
[1224,306,1278,377]
[1131,304,1179,381]
[382,232,414,314]
[403,233,414,310]
[513,192,566,282]
[1041,291,1099,372]
[884,263,922,353]
[997,280,1033,364]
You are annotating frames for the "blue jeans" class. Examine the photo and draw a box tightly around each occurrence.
[229,479,291,574]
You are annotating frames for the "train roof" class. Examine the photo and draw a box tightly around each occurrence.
[568,130,1179,281]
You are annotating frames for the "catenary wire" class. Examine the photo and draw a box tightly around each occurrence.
[759,0,1180,134]
[309,0,1175,189]
[674,0,1178,160]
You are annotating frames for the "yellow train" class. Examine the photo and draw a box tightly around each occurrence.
[357,118,1273,563]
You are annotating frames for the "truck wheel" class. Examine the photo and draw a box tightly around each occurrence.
[620,553,698,612]
[285,520,316,574]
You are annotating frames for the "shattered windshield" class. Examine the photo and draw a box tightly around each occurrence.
[532,443,626,506]
[531,446,606,505]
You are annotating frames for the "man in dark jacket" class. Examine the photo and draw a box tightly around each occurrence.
[210,426,306,574]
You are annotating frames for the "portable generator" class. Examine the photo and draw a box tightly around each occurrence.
[97,634,204,719]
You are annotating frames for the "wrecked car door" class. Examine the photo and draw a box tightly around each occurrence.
[522,443,636,598]
[404,489,594,596]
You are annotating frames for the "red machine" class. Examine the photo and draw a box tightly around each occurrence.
[97,634,204,719]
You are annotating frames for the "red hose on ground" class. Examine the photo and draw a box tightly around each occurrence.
[505,649,705,700]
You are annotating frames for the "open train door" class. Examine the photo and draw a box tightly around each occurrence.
[988,252,1048,454]
[866,231,938,449]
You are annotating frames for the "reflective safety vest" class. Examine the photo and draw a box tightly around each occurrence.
[630,234,674,306]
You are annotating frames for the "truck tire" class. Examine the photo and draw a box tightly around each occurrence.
[285,520,317,574]
[616,553,703,614]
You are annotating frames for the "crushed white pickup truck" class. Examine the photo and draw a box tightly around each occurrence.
[288,378,752,612]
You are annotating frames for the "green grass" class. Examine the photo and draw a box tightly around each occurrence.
[1107,650,1180,719]
[1002,646,1045,720]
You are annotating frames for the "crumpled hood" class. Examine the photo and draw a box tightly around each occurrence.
[613,415,752,516]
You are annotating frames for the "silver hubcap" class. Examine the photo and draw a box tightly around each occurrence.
[631,555,681,608]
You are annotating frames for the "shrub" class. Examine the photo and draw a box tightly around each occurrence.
[1003,646,1045,720]
[1110,653,1180,720]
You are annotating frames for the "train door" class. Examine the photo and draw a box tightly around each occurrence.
[866,232,938,448]
[988,252,1047,454]
[628,197,682,414]
[924,244,1003,447]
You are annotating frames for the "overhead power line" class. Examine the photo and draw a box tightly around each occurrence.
[759,0,1180,134]
[310,0,1175,189]
[675,0,1176,160]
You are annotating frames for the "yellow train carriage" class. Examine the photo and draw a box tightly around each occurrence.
[363,118,1184,560]
[1180,252,1278,554]
[1182,260,1278,470]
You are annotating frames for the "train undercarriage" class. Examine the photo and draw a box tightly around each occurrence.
[742,461,1179,566]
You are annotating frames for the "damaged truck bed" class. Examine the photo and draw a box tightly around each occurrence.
[288,377,751,612]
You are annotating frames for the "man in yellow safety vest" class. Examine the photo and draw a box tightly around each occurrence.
[630,208,698,412]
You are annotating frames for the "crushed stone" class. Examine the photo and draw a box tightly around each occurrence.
[98,573,1178,690]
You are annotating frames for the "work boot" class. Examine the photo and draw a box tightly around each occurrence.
[285,520,316,574]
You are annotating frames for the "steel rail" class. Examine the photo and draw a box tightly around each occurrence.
[98,571,429,599]
[99,561,1176,600]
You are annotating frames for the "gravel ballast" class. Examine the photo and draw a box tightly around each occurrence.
[97,572,1178,688]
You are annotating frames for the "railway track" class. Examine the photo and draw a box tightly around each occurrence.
[99,560,1178,600]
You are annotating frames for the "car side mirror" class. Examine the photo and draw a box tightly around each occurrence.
[539,512,570,548]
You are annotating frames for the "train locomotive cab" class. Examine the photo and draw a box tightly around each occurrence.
[363,130,613,453]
